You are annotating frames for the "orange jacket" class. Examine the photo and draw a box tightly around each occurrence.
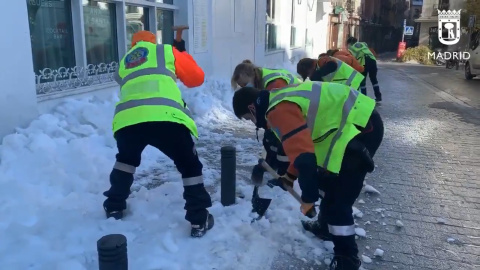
[265,78,289,91]
[318,52,364,73]
[266,101,313,177]
[172,48,205,88]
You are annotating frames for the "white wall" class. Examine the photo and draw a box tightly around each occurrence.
[0,1,38,139]
[211,0,257,80]
[263,0,330,67]
[179,0,330,77]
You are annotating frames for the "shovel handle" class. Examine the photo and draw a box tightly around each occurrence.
[260,159,303,204]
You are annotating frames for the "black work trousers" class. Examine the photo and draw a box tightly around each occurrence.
[360,56,382,100]
[103,121,212,225]
[319,110,384,257]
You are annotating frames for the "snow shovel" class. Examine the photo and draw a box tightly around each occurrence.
[259,159,317,218]
[250,159,272,223]
[251,186,271,222]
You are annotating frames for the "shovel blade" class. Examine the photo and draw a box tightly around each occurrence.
[252,196,272,216]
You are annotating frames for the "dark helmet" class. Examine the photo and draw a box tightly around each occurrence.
[346,36,358,45]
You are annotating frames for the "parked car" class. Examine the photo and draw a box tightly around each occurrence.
[465,32,480,80]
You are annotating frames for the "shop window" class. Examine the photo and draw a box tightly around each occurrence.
[126,5,150,50]
[83,1,118,66]
[155,0,174,3]
[27,0,76,76]
[156,9,174,45]
[266,0,281,51]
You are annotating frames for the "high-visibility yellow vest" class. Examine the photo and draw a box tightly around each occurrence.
[266,81,375,173]
[348,42,376,66]
[318,57,364,90]
[261,68,302,88]
[113,42,198,138]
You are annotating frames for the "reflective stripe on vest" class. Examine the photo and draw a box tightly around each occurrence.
[114,45,177,87]
[262,71,296,86]
[269,83,359,169]
[114,97,193,118]
[321,57,360,87]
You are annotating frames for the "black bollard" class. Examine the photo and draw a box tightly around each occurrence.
[97,234,128,270]
[220,146,236,206]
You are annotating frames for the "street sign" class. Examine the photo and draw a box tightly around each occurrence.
[405,26,414,35]
[468,15,476,28]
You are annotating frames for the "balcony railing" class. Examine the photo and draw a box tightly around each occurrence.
[35,62,118,96]
[432,3,450,16]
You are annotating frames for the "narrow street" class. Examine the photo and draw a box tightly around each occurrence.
[272,62,480,270]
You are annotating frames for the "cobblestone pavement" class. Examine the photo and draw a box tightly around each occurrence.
[272,63,480,270]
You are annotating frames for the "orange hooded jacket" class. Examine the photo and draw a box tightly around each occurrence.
[318,51,365,73]
[131,31,204,88]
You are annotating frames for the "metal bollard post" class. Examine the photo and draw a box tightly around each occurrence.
[221,146,236,206]
[97,234,128,270]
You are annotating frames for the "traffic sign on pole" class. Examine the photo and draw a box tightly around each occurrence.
[404,26,414,36]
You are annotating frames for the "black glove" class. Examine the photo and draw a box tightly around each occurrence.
[173,39,186,52]
[251,164,265,186]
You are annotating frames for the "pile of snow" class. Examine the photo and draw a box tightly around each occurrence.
[0,72,331,269]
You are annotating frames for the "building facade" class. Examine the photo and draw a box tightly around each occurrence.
[359,0,408,52]
[0,0,331,139]
[403,0,423,47]
[415,0,466,50]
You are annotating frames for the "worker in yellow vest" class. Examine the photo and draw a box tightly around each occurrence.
[296,55,364,90]
[103,29,214,238]
[232,81,384,270]
[347,37,382,103]
[230,60,303,184]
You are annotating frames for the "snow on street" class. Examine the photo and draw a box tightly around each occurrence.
[0,62,340,270]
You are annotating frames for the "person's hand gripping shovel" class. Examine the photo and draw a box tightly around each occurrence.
[259,159,317,219]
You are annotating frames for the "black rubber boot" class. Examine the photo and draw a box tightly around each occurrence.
[103,169,134,220]
[301,217,333,241]
[373,86,382,103]
[302,199,332,240]
[329,255,361,270]
[191,213,214,238]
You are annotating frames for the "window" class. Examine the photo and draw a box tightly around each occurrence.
[27,0,76,76]
[27,0,179,95]
[126,5,151,50]
[156,9,174,45]
[83,1,118,66]
[266,0,281,51]
[290,0,300,47]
